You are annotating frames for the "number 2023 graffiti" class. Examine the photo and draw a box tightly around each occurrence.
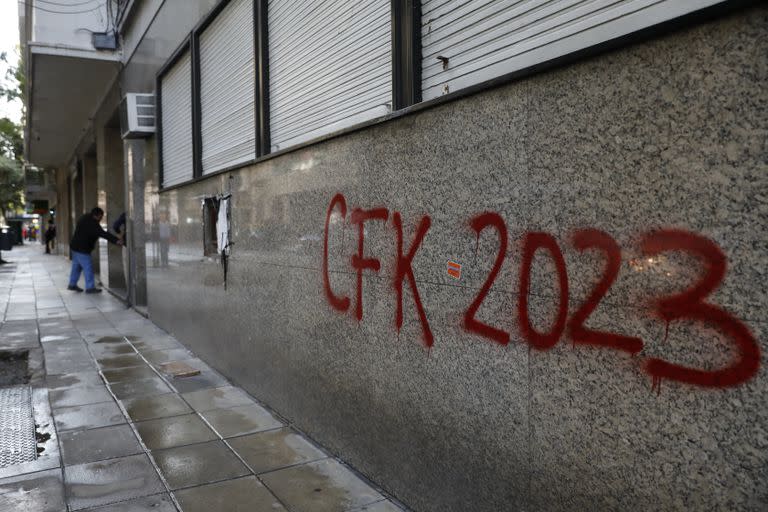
[322,193,760,391]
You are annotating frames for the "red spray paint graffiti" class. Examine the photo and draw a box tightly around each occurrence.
[350,207,389,321]
[640,230,760,390]
[463,212,510,345]
[518,232,569,351]
[392,212,434,348]
[321,194,761,390]
[322,193,350,313]
[567,229,644,354]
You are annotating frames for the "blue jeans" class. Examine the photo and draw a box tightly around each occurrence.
[69,251,95,289]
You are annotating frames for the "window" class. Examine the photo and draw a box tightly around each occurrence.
[421,0,726,100]
[268,0,392,151]
[159,49,193,187]
[199,0,256,174]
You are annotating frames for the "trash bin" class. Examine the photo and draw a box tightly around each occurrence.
[0,229,14,251]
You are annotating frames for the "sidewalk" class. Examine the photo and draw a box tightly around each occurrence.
[0,245,404,512]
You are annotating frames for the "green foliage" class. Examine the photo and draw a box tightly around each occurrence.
[0,48,26,215]
[0,117,22,161]
[0,155,23,212]
[0,50,24,106]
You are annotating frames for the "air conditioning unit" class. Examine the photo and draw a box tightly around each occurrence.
[120,93,155,139]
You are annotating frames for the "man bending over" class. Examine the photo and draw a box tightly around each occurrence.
[68,207,123,294]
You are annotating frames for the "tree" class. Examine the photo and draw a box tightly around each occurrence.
[0,49,25,263]
[0,155,22,263]
[0,155,23,211]
[0,49,24,163]
[0,117,22,161]
[0,51,24,109]
[0,48,24,158]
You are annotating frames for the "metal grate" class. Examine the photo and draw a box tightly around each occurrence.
[0,386,37,468]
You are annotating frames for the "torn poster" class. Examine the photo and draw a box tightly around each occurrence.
[217,196,231,255]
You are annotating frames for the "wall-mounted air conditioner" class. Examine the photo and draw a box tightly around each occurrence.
[120,93,155,139]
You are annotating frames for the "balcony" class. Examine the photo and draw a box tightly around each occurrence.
[20,1,124,168]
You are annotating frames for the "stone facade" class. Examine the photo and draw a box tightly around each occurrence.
[141,6,768,511]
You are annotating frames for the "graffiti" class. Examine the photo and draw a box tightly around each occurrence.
[567,229,644,354]
[464,213,509,345]
[640,230,760,390]
[518,231,569,351]
[393,212,433,347]
[350,207,389,321]
[322,193,761,390]
[323,193,350,313]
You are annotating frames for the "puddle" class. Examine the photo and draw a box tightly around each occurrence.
[0,350,30,386]
[40,335,71,342]
[70,476,148,498]
[94,335,140,344]
[97,355,144,369]
[35,430,51,454]
[94,336,124,344]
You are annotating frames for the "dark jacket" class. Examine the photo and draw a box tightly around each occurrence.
[70,215,119,253]
[113,212,126,234]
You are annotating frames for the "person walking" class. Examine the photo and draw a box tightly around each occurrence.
[44,219,56,254]
[68,207,123,293]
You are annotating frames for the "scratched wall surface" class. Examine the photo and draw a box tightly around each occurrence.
[145,7,767,512]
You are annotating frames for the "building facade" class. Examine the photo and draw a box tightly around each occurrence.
[22,1,767,510]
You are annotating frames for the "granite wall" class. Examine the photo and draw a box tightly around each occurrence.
[145,6,767,511]
[96,110,127,295]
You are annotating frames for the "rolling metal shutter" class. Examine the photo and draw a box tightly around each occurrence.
[421,0,727,101]
[268,0,392,151]
[160,51,193,188]
[200,0,256,175]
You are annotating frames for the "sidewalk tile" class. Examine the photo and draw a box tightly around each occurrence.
[122,393,192,422]
[109,377,172,400]
[50,385,113,408]
[261,459,383,512]
[200,403,284,438]
[78,493,175,511]
[96,354,145,370]
[349,500,405,511]
[45,357,98,375]
[142,348,193,365]
[132,337,184,353]
[64,454,164,511]
[46,371,104,390]
[60,424,142,466]
[227,427,326,474]
[170,368,229,394]
[0,469,65,512]
[101,366,157,384]
[89,343,136,358]
[134,414,217,450]
[174,476,287,512]
[54,401,125,432]
[152,440,249,490]
[182,386,253,412]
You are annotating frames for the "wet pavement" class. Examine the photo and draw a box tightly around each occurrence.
[0,245,406,511]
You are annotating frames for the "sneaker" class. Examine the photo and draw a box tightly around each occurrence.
[85,288,103,294]
[67,285,83,292]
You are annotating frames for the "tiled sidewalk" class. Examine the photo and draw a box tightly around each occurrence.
[0,245,404,512]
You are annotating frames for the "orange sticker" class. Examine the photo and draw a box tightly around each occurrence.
[447,260,462,279]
